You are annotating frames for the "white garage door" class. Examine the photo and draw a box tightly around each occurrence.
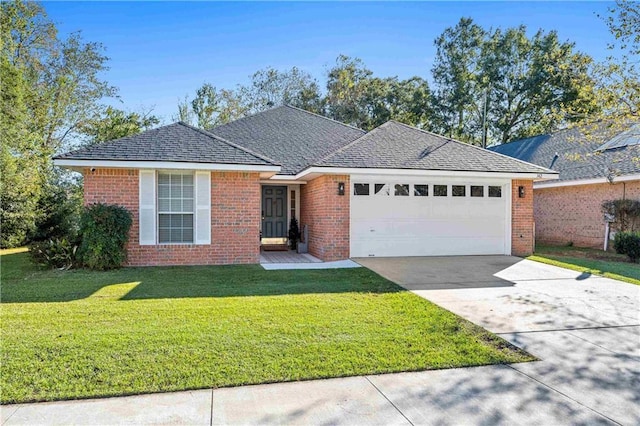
[350,177,511,257]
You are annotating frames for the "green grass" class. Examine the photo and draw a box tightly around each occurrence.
[529,244,640,285]
[1,251,533,404]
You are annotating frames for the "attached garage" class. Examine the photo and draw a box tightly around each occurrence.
[305,121,558,259]
[350,176,511,257]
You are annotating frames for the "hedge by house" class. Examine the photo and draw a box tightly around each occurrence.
[77,203,132,270]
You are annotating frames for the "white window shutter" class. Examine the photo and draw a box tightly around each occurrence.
[195,171,211,245]
[139,170,156,245]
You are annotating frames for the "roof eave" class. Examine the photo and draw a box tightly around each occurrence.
[53,158,281,178]
[534,173,640,189]
[293,166,559,182]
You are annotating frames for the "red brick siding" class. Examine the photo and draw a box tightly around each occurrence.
[300,175,350,261]
[534,180,640,248]
[511,179,534,256]
[83,168,260,266]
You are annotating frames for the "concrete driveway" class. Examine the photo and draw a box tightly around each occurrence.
[358,256,640,425]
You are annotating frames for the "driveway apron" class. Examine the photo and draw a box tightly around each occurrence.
[357,256,640,425]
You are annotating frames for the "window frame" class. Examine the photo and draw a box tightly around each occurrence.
[157,171,195,245]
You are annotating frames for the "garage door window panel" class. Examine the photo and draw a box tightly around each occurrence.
[452,185,466,197]
[434,185,448,197]
[471,186,484,197]
[374,184,390,196]
[414,185,428,196]
[394,184,410,196]
[489,186,502,198]
[354,183,370,196]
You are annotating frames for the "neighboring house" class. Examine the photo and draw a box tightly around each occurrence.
[53,105,557,266]
[490,124,640,249]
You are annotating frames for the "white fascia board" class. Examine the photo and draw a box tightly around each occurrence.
[260,179,307,185]
[53,159,281,173]
[296,167,558,181]
[266,175,303,180]
[534,173,640,189]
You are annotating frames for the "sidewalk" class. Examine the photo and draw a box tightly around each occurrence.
[1,362,615,425]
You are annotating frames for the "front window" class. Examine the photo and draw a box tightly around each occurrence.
[158,172,194,243]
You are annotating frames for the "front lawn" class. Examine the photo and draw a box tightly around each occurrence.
[530,244,640,285]
[1,250,532,404]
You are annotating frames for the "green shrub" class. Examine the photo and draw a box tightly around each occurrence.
[613,231,640,263]
[29,186,80,243]
[29,238,78,270]
[77,204,132,270]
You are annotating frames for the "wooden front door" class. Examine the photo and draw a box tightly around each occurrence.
[261,186,287,241]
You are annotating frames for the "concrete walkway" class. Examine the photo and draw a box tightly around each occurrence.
[3,257,639,425]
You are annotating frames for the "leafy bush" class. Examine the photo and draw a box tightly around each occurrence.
[77,204,132,270]
[613,231,640,263]
[29,186,81,243]
[602,199,640,232]
[29,238,78,270]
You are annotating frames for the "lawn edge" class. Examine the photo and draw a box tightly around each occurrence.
[0,358,536,406]
[527,255,640,286]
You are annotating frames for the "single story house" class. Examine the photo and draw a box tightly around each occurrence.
[489,124,640,248]
[54,105,557,266]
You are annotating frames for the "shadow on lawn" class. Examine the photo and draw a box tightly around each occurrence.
[1,253,402,303]
[119,266,402,300]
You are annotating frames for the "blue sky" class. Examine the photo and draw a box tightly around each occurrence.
[44,1,615,123]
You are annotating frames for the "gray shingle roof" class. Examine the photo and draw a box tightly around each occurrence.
[488,124,640,182]
[317,121,555,174]
[209,105,365,175]
[54,122,278,167]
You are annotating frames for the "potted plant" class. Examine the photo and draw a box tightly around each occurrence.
[288,217,300,250]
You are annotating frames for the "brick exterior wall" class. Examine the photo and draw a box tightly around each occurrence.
[534,180,640,248]
[83,168,261,266]
[300,175,350,261]
[511,179,535,256]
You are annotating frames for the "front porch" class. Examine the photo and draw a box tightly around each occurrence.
[259,249,361,270]
[260,250,322,264]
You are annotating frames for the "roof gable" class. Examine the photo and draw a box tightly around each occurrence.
[317,121,554,175]
[209,105,365,175]
[54,122,278,167]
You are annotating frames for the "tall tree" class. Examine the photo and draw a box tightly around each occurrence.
[186,83,248,129]
[0,56,42,247]
[79,106,160,144]
[0,0,114,247]
[431,18,486,142]
[586,0,639,126]
[325,55,432,130]
[325,55,374,127]
[173,95,194,125]
[190,83,222,129]
[240,66,323,113]
[481,26,598,144]
[431,18,598,145]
